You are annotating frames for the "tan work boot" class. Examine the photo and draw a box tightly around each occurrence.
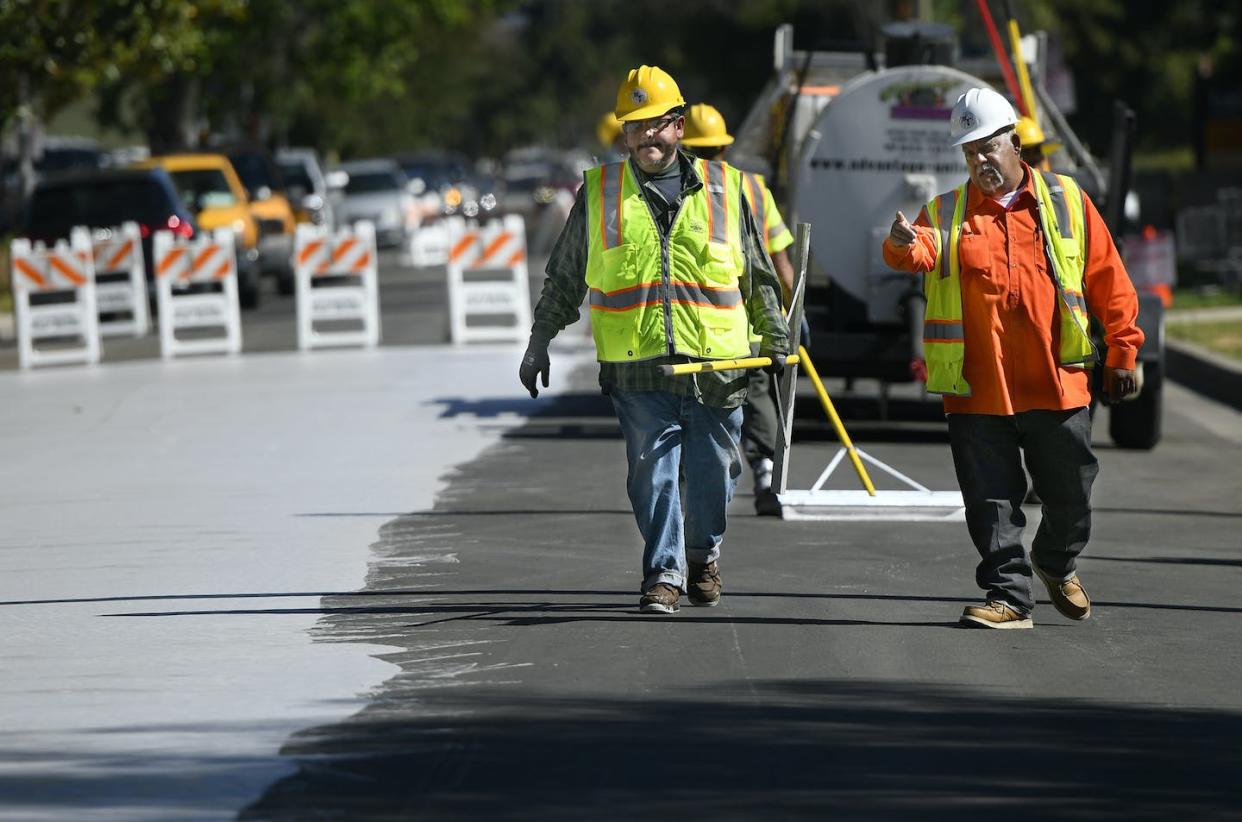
[960,600,1033,629]
[1033,566,1091,621]
[687,561,722,607]
[639,583,680,614]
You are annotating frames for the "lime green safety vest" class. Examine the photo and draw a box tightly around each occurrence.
[741,171,794,256]
[740,171,794,345]
[922,169,1096,396]
[584,158,750,362]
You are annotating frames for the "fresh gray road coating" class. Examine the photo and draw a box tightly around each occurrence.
[0,340,596,820]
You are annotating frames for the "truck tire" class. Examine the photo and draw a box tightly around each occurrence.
[1109,362,1162,450]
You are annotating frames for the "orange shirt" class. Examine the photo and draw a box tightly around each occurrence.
[882,166,1144,415]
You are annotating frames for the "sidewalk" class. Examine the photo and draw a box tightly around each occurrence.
[1166,304,1242,409]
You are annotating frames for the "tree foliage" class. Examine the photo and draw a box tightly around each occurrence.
[2,0,1234,163]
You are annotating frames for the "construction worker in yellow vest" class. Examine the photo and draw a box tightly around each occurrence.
[1015,116,1060,171]
[883,87,1144,630]
[595,111,627,163]
[682,102,797,516]
[519,66,790,614]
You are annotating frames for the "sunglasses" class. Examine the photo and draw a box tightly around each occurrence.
[622,114,680,136]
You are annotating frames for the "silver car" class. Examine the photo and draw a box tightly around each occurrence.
[333,159,416,248]
[276,147,335,230]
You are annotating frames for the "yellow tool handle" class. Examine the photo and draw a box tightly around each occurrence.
[797,345,877,496]
[1006,19,1039,120]
[659,353,800,377]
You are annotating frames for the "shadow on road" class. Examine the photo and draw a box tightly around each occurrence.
[238,678,1242,821]
[80,587,1242,619]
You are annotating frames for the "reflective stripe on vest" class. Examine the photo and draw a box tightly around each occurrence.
[1032,169,1096,366]
[583,159,750,362]
[922,172,1096,396]
[599,161,626,250]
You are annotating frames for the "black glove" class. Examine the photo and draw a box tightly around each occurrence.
[760,349,787,376]
[798,316,811,352]
[519,336,550,398]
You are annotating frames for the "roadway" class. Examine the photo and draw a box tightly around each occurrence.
[0,252,1239,820]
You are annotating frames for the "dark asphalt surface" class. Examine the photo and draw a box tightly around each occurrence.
[5,251,1239,819]
[238,353,1241,819]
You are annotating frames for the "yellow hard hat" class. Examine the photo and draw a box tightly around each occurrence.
[1015,116,1046,147]
[615,65,685,122]
[596,112,622,148]
[682,103,734,147]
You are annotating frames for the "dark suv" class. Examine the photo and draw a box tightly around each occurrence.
[22,168,198,285]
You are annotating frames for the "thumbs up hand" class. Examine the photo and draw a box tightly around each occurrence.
[889,211,916,247]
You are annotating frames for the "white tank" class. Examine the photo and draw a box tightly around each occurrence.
[792,65,991,324]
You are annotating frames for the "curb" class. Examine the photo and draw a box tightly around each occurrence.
[1166,338,1242,410]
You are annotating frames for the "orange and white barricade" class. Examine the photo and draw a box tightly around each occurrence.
[406,216,458,268]
[91,222,149,337]
[11,228,101,369]
[153,228,242,359]
[445,214,531,344]
[293,221,380,350]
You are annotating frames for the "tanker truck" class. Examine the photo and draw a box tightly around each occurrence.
[731,22,1165,450]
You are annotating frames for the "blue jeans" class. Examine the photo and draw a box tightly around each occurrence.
[610,390,744,593]
[947,408,1099,615]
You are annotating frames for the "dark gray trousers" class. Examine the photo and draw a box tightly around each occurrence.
[947,407,1099,615]
[742,342,778,470]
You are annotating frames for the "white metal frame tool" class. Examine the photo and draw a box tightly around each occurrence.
[772,223,965,522]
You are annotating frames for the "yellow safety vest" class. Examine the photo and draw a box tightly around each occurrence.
[740,171,793,344]
[741,171,794,256]
[584,158,750,362]
[922,169,1096,396]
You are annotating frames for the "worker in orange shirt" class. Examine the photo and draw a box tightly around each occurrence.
[883,87,1144,630]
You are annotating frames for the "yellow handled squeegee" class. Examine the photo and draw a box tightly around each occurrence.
[658,354,801,376]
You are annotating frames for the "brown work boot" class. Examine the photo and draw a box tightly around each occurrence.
[960,600,1033,629]
[687,561,722,607]
[639,583,680,614]
[1033,566,1091,621]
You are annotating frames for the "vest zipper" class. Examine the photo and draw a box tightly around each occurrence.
[636,172,685,355]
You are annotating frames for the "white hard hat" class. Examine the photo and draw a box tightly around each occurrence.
[949,87,1018,147]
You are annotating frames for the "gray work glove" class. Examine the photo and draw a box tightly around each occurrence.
[759,348,787,376]
[519,335,551,398]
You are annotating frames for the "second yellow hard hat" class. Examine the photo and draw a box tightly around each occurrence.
[682,103,734,147]
[596,112,622,148]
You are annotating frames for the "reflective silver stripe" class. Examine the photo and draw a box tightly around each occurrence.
[590,281,741,310]
[770,220,788,238]
[672,281,742,308]
[1064,290,1087,313]
[590,283,656,310]
[601,162,625,249]
[935,190,956,278]
[1040,170,1073,239]
[923,322,964,342]
[704,160,729,244]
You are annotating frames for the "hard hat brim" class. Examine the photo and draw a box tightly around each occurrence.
[617,102,684,122]
[681,134,734,147]
[950,123,1016,147]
